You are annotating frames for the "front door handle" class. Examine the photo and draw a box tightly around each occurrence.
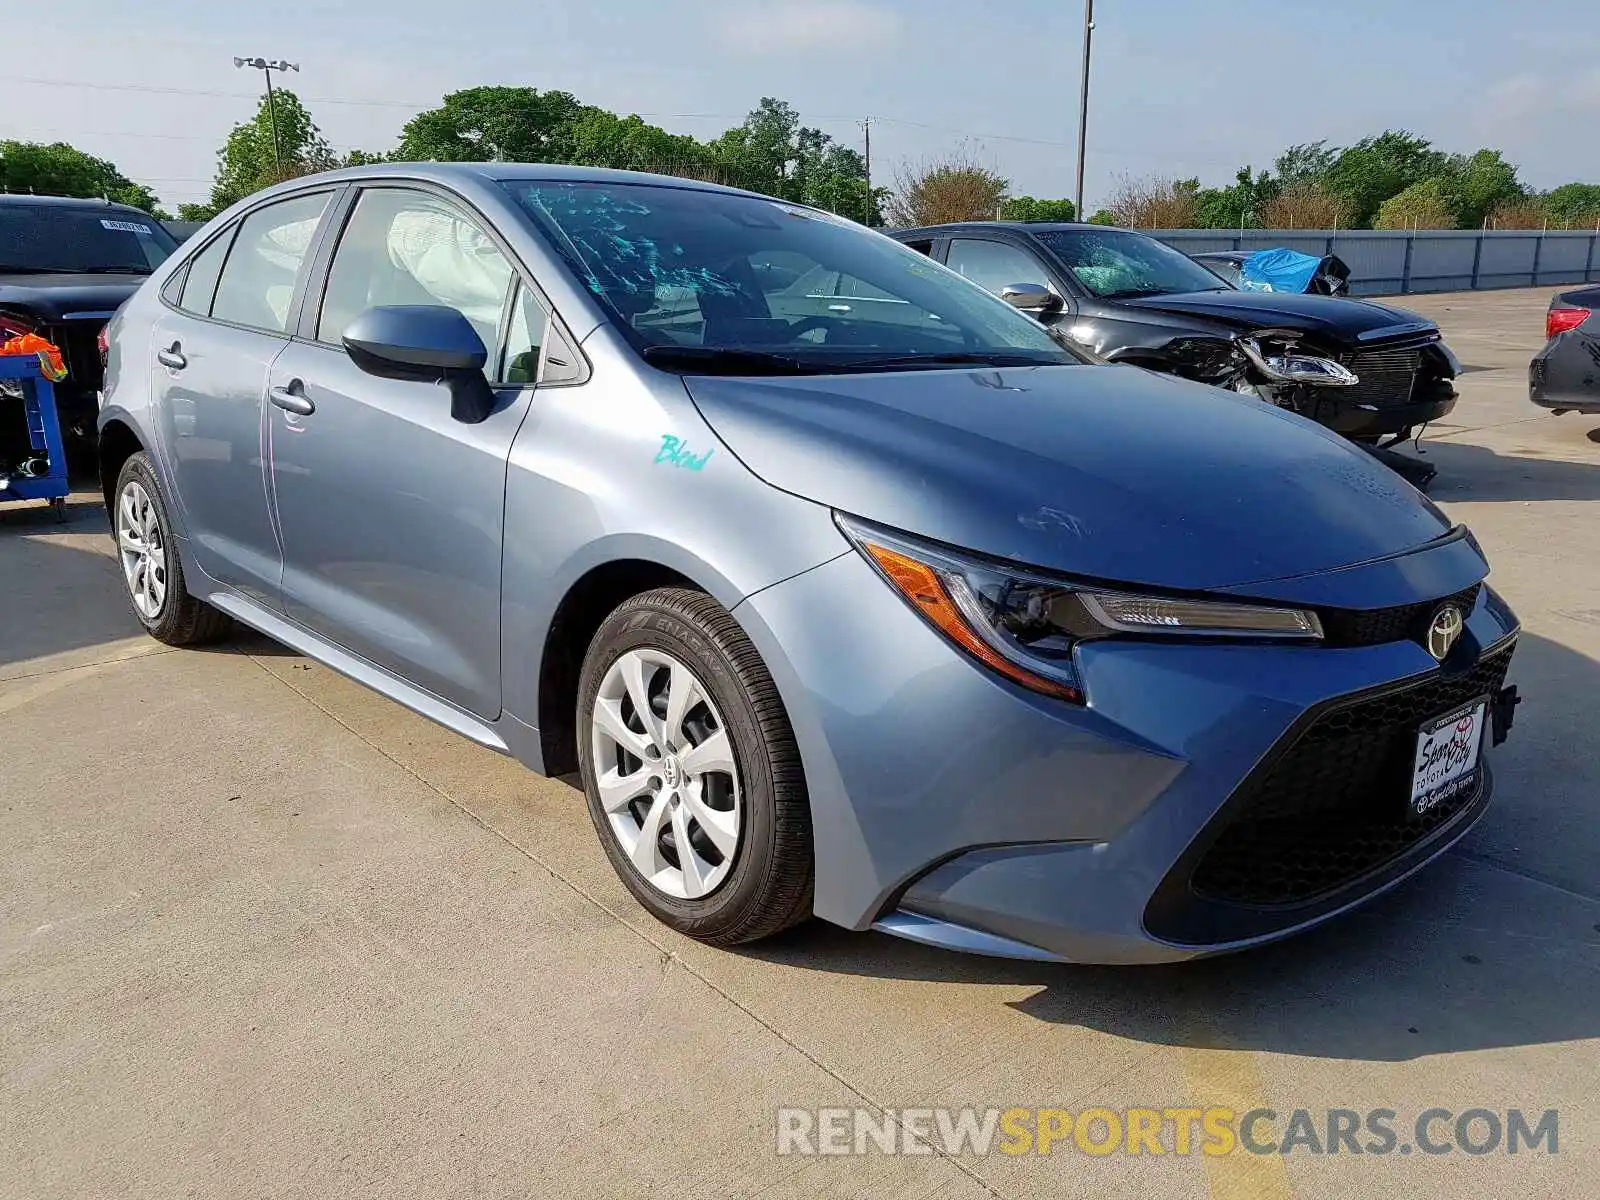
[268,383,315,416]
[156,344,186,370]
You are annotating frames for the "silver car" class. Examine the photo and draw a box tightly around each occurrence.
[98,165,1518,964]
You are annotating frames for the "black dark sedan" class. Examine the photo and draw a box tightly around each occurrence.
[890,222,1459,444]
[1530,286,1600,414]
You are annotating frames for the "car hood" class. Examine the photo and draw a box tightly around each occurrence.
[0,274,144,322]
[1120,289,1434,344]
[685,364,1452,591]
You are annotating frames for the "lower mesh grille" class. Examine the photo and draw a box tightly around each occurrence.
[1188,642,1514,907]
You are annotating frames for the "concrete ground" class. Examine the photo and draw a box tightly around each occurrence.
[3,287,1596,1200]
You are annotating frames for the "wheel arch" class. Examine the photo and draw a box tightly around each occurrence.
[97,415,145,514]
[532,556,709,777]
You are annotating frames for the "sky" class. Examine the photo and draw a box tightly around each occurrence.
[4,0,1597,213]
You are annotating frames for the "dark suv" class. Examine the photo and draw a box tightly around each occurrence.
[0,195,179,458]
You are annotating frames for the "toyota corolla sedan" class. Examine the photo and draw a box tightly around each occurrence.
[98,164,1521,964]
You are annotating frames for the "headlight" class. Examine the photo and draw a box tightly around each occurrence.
[1237,337,1357,387]
[838,517,1323,703]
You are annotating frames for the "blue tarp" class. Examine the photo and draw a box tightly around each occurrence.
[1239,248,1323,295]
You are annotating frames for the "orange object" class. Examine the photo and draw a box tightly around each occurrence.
[0,332,68,382]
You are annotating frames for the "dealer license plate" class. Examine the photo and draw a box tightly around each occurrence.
[1410,699,1487,817]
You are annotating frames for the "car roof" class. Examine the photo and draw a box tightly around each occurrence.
[253,161,775,202]
[890,220,1141,238]
[0,193,154,215]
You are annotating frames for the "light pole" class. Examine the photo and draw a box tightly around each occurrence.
[233,57,300,176]
[1073,0,1094,221]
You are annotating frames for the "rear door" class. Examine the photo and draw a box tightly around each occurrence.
[148,189,337,605]
[264,184,540,718]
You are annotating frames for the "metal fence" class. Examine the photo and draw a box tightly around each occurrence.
[1151,228,1600,296]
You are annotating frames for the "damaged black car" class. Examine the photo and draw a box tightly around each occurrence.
[890,222,1459,478]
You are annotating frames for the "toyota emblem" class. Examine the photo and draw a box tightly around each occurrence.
[1426,604,1464,661]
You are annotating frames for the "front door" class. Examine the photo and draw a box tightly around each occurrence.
[150,190,335,605]
[265,186,536,718]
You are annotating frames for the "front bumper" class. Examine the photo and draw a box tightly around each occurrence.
[1323,391,1458,438]
[735,538,1519,965]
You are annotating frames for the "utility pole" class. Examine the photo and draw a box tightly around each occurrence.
[1074,0,1095,220]
[234,57,300,176]
[862,116,873,226]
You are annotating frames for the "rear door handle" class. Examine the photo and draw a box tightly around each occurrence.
[268,383,315,416]
[156,345,186,370]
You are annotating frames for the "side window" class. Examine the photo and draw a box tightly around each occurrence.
[500,283,585,386]
[946,238,1054,298]
[175,229,234,316]
[210,193,331,332]
[501,285,548,384]
[317,188,512,353]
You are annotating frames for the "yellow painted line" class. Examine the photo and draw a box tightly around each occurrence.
[1180,1045,1294,1200]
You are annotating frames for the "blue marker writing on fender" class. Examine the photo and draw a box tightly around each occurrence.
[655,434,714,471]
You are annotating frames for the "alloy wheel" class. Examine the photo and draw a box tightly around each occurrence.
[589,648,742,899]
[116,480,167,620]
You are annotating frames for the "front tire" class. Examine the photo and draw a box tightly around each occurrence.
[576,588,813,946]
[112,452,232,646]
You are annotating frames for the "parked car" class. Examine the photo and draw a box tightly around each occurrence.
[1529,286,1600,415]
[1191,249,1351,296]
[0,195,180,461]
[99,165,1520,965]
[889,222,1459,447]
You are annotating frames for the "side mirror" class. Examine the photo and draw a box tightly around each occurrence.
[342,305,495,424]
[998,282,1062,316]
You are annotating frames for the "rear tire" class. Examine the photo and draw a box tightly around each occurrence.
[112,452,232,646]
[576,587,813,946]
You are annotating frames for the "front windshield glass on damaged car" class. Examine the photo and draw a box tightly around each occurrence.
[1036,228,1233,300]
[504,181,1084,373]
[0,206,177,274]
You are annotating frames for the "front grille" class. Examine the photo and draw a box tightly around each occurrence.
[40,322,105,394]
[1318,584,1481,648]
[1343,345,1422,408]
[1187,641,1515,907]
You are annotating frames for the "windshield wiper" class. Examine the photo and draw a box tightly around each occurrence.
[1100,287,1174,300]
[640,345,823,375]
[831,351,1068,371]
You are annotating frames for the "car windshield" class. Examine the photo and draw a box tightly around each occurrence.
[1036,228,1232,299]
[0,205,178,274]
[505,180,1085,373]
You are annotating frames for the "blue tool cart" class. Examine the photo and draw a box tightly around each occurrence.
[0,353,70,519]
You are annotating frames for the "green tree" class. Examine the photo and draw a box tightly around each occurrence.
[1273,141,1337,188]
[1087,208,1120,225]
[565,110,711,175]
[1193,167,1278,229]
[1543,183,1600,228]
[1439,149,1523,228]
[0,140,163,213]
[1000,196,1076,222]
[208,89,334,211]
[1323,131,1450,227]
[395,86,589,163]
[1374,177,1458,229]
[709,99,875,221]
